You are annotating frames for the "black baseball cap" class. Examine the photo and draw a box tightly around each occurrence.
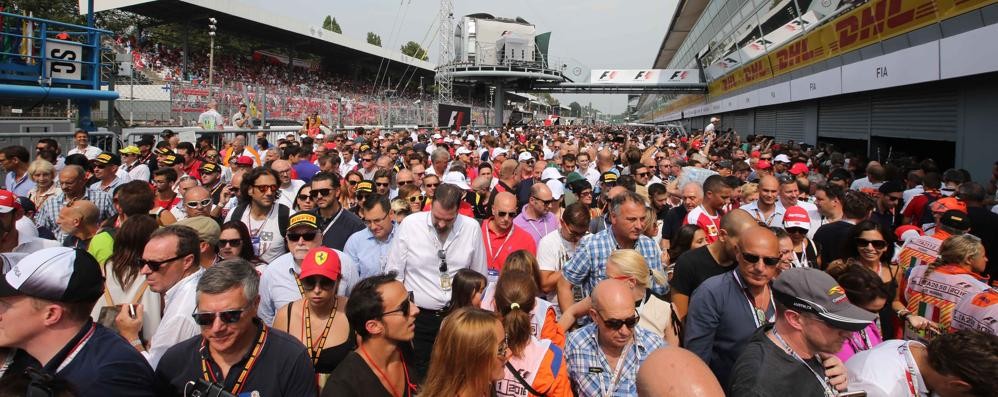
[772,268,877,332]
[0,247,104,303]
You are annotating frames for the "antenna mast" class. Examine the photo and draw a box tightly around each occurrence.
[436,0,454,104]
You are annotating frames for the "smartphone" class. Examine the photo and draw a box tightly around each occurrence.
[128,304,137,318]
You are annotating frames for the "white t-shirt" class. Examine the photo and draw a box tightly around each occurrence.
[536,230,579,304]
[276,180,305,209]
[845,339,929,397]
[225,204,286,263]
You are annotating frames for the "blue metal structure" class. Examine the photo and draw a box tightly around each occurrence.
[0,9,118,129]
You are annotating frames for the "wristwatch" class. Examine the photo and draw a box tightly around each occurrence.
[896,309,911,321]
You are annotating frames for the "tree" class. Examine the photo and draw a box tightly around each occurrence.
[367,32,382,47]
[569,101,582,117]
[322,16,341,33]
[400,41,428,61]
[537,93,559,108]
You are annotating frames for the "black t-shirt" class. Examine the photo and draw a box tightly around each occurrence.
[661,205,688,241]
[812,221,853,266]
[323,350,414,397]
[155,322,318,397]
[670,245,732,296]
[313,208,366,251]
[729,325,828,397]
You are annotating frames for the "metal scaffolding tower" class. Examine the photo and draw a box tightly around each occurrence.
[435,0,454,104]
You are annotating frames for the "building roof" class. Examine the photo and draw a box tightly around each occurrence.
[651,0,711,69]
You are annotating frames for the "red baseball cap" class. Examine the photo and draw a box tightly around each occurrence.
[783,206,811,230]
[235,156,254,167]
[0,190,19,213]
[789,162,809,176]
[750,150,761,159]
[299,247,342,281]
[756,160,772,170]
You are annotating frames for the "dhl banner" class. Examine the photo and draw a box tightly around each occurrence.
[709,0,998,97]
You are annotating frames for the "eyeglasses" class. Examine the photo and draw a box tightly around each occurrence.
[855,238,888,250]
[497,333,510,358]
[597,310,640,330]
[408,195,426,203]
[532,196,557,205]
[381,291,415,317]
[218,239,242,247]
[301,275,337,291]
[253,184,278,193]
[310,188,333,198]
[185,198,212,208]
[191,308,246,326]
[741,251,781,267]
[138,253,190,272]
[297,194,313,201]
[495,210,515,218]
[397,180,414,186]
[363,213,390,225]
[287,231,318,242]
[424,183,439,189]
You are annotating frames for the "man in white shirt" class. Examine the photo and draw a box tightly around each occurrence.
[223,168,287,263]
[67,129,103,160]
[119,146,151,182]
[89,153,130,194]
[775,176,822,238]
[740,175,783,227]
[538,202,591,311]
[271,160,304,209]
[197,100,224,130]
[115,225,204,369]
[257,211,356,325]
[845,332,998,397]
[384,183,487,380]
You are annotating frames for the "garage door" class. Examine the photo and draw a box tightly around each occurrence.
[819,95,870,140]
[755,108,777,135]
[870,88,958,141]
[775,106,805,144]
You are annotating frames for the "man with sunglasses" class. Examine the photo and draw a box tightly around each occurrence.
[169,186,214,222]
[155,258,318,396]
[482,192,536,281]
[326,272,419,396]
[271,159,305,209]
[540,203,591,312]
[115,225,204,369]
[729,268,874,396]
[88,152,128,194]
[684,226,782,389]
[308,172,365,251]
[258,211,357,325]
[345,195,398,280]
[119,145,151,182]
[565,279,664,397]
[513,183,559,245]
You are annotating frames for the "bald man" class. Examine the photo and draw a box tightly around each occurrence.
[482,191,537,280]
[171,186,213,221]
[513,183,559,244]
[671,208,758,320]
[684,226,780,390]
[566,279,665,397]
[741,175,783,227]
[637,347,724,397]
[271,159,304,208]
[57,199,100,250]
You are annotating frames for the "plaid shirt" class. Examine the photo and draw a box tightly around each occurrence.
[37,190,116,243]
[563,228,667,298]
[565,323,665,397]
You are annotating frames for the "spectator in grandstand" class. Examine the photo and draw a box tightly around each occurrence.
[197,100,225,130]
[563,191,666,300]
[565,279,664,397]
[384,183,487,380]
[902,234,990,338]
[309,172,365,251]
[344,194,397,280]
[154,259,318,396]
[685,175,733,243]
[26,159,60,211]
[36,165,115,243]
[1,145,33,197]
[847,331,998,397]
[67,129,103,160]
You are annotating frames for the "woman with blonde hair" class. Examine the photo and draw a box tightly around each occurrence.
[26,158,60,211]
[397,183,424,214]
[481,251,566,347]
[738,182,758,207]
[901,234,990,338]
[494,271,572,397]
[421,307,511,397]
[605,249,680,346]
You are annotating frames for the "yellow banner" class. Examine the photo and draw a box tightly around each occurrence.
[708,0,998,97]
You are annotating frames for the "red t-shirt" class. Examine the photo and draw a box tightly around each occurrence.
[684,205,722,244]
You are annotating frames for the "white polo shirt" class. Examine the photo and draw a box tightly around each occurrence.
[845,339,929,397]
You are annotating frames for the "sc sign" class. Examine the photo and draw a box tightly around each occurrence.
[46,41,83,81]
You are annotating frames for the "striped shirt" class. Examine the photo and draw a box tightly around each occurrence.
[562,227,666,298]
[37,190,116,243]
[565,323,664,397]
[904,264,989,337]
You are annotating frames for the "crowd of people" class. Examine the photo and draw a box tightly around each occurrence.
[0,118,996,397]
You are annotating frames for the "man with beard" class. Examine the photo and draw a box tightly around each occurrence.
[308,172,365,250]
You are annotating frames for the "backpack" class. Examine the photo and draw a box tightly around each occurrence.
[228,203,290,238]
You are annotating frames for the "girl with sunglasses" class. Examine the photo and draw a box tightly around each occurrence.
[274,247,355,386]
[217,221,264,269]
[295,184,315,211]
[421,307,510,397]
[340,171,364,211]
[397,184,424,214]
[493,271,572,397]
[826,220,899,338]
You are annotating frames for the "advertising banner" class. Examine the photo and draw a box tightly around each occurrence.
[438,104,472,128]
[590,69,701,84]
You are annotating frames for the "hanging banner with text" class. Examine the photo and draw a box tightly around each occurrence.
[590,69,701,84]
[708,0,998,97]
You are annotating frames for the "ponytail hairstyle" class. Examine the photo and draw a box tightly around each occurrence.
[501,250,543,291]
[607,249,668,289]
[926,234,983,277]
[494,271,537,356]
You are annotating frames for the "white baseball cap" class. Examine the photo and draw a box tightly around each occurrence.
[774,154,791,164]
[541,167,564,182]
[518,152,534,162]
[492,148,509,159]
[546,180,565,200]
[441,171,470,190]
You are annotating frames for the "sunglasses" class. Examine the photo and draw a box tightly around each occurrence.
[397,180,413,186]
[532,196,557,205]
[361,158,374,163]
[138,253,189,272]
[253,184,278,193]
[310,188,333,198]
[408,195,426,203]
[425,183,439,189]
[636,172,651,178]
[185,198,212,208]
[218,239,242,247]
[381,291,415,317]
[495,210,515,218]
[297,194,312,201]
[741,251,782,267]
[438,250,448,273]
[598,310,640,330]
[786,227,808,235]
[191,308,245,326]
[301,275,337,291]
[287,231,318,242]
[855,238,888,250]
[347,180,360,186]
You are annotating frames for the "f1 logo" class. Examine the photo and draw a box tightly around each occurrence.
[669,71,688,81]
[633,70,653,80]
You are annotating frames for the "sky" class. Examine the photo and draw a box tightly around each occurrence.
[249,0,678,113]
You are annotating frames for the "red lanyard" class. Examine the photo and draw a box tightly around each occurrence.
[200,326,268,394]
[360,344,415,397]
[483,220,513,269]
